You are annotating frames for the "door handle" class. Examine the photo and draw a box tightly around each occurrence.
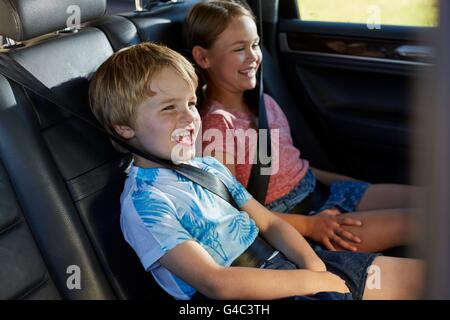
[395,45,435,59]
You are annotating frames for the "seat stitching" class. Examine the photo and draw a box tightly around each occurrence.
[15,273,52,300]
[0,216,23,237]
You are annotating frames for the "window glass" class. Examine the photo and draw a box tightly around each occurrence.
[298,0,438,27]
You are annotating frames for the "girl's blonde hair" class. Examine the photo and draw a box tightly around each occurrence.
[89,42,198,152]
[185,1,255,51]
[184,1,256,109]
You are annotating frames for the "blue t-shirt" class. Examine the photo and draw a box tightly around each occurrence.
[120,156,258,300]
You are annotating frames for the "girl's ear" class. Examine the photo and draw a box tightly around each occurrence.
[192,45,210,69]
[113,124,135,140]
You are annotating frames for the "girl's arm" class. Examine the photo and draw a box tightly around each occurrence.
[160,240,348,299]
[241,198,326,271]
[272,211,362,252]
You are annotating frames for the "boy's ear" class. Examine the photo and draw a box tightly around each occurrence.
[113,124,135,140]
[192,45,210,69]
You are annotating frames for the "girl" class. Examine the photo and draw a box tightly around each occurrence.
[186,0,418,253]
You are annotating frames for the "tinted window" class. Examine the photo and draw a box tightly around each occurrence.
[298,0,438,27]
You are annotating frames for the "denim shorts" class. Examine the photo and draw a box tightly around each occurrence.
[262,250,380,300]
[266,169,370,215]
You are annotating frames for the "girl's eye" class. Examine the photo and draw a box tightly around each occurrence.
[188,102,197,109]
[252,43,260,48]
[234,47,245,52]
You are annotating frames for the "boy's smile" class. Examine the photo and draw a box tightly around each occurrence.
[171,127,196,147]
[122,67,201,167]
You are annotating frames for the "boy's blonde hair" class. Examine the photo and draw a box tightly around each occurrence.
[89,42,198,152]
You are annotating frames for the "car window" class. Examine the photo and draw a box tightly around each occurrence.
[297,0,438,27]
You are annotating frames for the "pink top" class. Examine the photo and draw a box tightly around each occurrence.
[201,94,309,205]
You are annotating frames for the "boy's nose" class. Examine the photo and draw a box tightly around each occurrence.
[179,107,197,124]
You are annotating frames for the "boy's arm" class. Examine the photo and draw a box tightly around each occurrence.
[204,153,325,269]
[241,198,326,272]
[159,240,348,299]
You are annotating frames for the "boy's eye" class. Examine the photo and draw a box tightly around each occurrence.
[234,47,245,52]
[161,105,175,111]
[188,102,197,109]
[252,42,260,48]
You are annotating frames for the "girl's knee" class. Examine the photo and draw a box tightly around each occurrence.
[363,256,424,299]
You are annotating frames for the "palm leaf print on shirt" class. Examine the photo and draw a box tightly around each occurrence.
[175,172,215,205]
[133,169,191,243]
[182,201,228,262]
[228,183,249,206]
[227,213,257,247]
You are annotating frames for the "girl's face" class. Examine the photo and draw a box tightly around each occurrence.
[202,15,262,94]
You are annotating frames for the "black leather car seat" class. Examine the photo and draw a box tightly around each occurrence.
[0,0,162,300]
[0,0,329,300]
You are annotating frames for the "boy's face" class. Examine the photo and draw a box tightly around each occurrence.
[116,67,201,167]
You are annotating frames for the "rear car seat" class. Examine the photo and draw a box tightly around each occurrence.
[0,0,197,300]
[1,0,324,300]
[90,0,203,52]
[0,0,118,300]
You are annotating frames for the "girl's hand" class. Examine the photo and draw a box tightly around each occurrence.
[307,208,363,251]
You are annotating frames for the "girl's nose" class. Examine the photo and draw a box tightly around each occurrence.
[248,47,260,63]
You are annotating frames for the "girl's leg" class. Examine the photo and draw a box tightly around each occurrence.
[355,184,422,211]
[336,209,414,252]
[310,167,360,185]
[311,166,422,211]
[362,256,425,300]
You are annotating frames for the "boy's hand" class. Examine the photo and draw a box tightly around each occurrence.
[322,271,351,294]
[307,209,363,252]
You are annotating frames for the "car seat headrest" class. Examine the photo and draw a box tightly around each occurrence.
[0,0,107,41]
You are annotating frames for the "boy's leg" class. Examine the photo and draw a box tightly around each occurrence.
[336,209,414,252]
[355,184,422,211]
[362,256,425,300]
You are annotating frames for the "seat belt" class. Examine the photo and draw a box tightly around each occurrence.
[246,0,272,204]
[0,54,238,208]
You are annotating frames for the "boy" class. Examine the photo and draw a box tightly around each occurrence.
[88,42,423,300]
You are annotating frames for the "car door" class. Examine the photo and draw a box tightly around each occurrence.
[274,0,437,184]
